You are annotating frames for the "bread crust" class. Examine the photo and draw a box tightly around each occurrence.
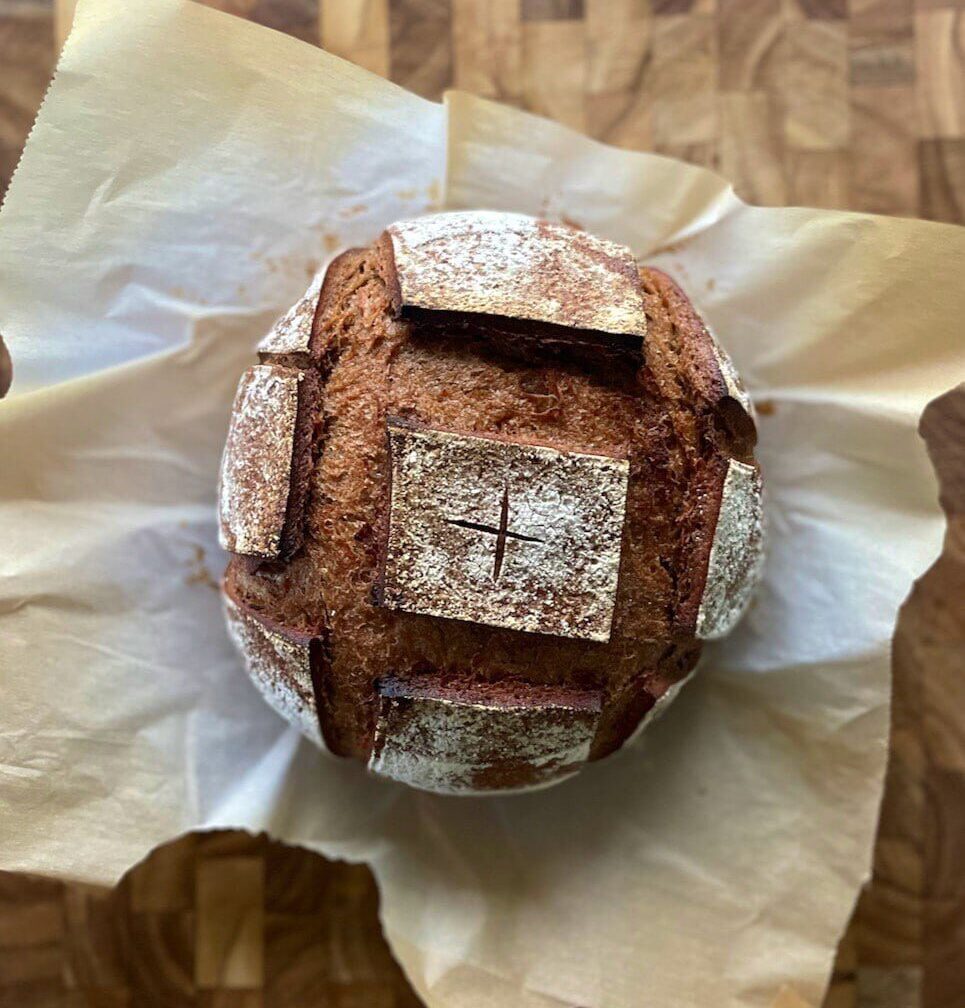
[386,212,648,349]
[257,269,327,360]
[219,213,763,792]
[639,268,763,637]
[643,267,757,457]
[218,364,319,560]
[696,459,765,639]
[374,418,630,642]
[222,578,328,749]
[369,675,602,793]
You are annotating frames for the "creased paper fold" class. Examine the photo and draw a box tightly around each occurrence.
[1,2,962,1007]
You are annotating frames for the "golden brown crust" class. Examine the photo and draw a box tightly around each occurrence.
[639,267,762,636]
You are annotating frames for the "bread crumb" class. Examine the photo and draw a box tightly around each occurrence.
[339,202,368,218]
[186,544,218,591]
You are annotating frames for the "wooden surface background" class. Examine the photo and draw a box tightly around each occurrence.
[0,1,963,1006]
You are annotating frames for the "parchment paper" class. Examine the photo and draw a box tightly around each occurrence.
[1,2,962,1006]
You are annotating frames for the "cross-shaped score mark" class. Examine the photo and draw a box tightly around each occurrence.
[382,422,628,640]
[447,486,543,581]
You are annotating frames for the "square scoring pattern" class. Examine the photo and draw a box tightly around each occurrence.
[369,677,602,794]
[380,421,629,642]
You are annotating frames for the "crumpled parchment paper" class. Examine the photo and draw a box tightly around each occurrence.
[1,2,962,1006]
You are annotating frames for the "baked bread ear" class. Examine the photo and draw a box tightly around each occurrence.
[218,212,763,794]
[643,267,757,455]
[383,211,648,354]
[639,266,763,639]
[696,459,764,639]
[257,269,326,361]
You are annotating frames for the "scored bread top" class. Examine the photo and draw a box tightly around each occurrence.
[257,268,326,358]
[218,364,302,558]
[696,459,764,638]
[377,419,630,642]
[385,211,648,349]
[222,584,327,749]
[368,676,602,793]
[219,213,763,789]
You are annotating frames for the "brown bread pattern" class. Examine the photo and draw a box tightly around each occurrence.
[219,212,763,793]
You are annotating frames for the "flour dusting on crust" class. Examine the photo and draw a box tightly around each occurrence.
[218,364,300,558]
[707,326,755,422]
[389,211,647,342]
[696,460,765,639]
[222,590,325,748]
[368,678,601,794]
[379,421,629,642]
[257,270,325,356]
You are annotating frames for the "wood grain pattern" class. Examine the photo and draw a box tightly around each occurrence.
[389,0,452,98]
[850,84,918,215]
[915,9,965,139]
[2,1,964,1005]
[320,0,390,78]
[0,833,422,1007]
[0,0,55,205]
[522,17,587,129]
[920,138,965,220]
[849,0,915,87]
[19,0,965,223]
[451,0,521,102]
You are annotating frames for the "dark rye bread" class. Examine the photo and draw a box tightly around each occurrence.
[369,676,603,793]
[220,212,762,791]
[218,364,319,560]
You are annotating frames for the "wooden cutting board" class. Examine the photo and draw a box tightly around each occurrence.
[0,2,963,1006]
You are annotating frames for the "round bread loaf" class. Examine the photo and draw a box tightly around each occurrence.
[218,211,763,794]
